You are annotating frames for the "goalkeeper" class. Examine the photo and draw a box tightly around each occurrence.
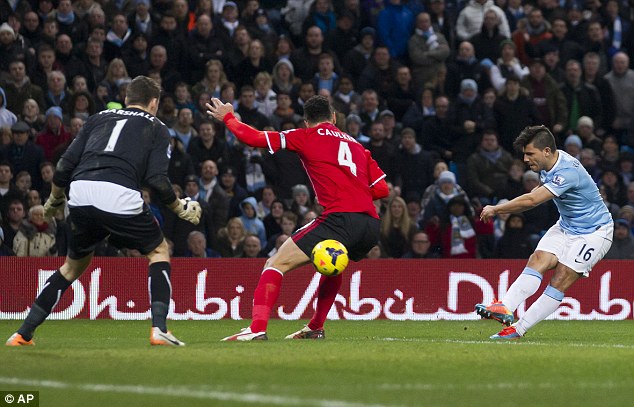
[6,76,201,347]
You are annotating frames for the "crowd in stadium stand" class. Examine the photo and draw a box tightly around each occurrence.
[0,0,633,259]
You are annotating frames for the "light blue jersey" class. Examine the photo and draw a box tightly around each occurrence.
[540,150,612,235]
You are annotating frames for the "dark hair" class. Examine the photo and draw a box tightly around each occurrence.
[513,125,556,153]
[125,75,161,106]
[303,95,333,124]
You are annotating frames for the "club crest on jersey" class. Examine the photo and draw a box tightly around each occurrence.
[166,145,172,159]
[552,175,565,186]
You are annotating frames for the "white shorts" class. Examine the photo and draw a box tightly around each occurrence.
[535,221,613,277]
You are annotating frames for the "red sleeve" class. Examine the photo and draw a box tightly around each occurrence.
[370,179,389,200]
[224,112,279,151]
[365,149,386,185]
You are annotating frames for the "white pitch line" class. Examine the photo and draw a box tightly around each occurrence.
[0,377,402,407]
[371,337,634,349]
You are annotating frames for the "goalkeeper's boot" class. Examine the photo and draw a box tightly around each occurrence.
[490,324,522,340]
[6,333,34,347]
[285,325,325,339]
[221,327,268,341]
[475,299,514,326]
[150,327,185,346]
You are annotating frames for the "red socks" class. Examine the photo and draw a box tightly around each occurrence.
[308,273,343,331]
[250,268,283,333]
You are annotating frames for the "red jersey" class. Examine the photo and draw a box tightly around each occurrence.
[224,113,386,218]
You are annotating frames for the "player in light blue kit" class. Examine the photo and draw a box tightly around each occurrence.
[475,125,613,339]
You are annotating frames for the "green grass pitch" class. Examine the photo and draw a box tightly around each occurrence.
[1,320,633,407]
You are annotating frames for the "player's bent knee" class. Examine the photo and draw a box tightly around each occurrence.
[147,239,170,264]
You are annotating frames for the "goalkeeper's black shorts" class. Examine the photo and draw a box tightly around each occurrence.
[67,205,164,259]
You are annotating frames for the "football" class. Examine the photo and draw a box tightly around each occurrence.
[311,239,349,276]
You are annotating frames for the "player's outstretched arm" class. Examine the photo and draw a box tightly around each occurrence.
[205,98,273,149]
[480,186,555,222]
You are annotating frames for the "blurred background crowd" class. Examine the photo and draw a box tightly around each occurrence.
[0,0,633,259]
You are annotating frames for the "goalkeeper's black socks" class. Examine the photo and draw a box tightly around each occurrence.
[18,270,72,341]
[149,261,172,332]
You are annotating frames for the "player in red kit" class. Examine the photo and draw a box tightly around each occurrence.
[207,95,389,340]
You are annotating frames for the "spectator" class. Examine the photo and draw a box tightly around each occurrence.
[498,159,525,200]
[408,12,450,96]
[65,91,96,123]
[198,159,230,231]
[148,44,181,93]
[600,167,628,207]
[271,59,298,99]
[261,210,297,257]
[364,120,397,183]
[345,113,369,144]
[2,60,46,116]
[447,78,496,184]
[493,213,533,258]
[291,25,333,82]
[19,99,46,137]
[81,38,108,93]
[380,196,418,258]
[101,58,130,102]
[604,219,634,259]
[242,233,264,258]
[13,204,57,257]
[188,121,229,175]
[560,59,603,136]
[428,0,455,51]
[187,15,225,84]
[256,185,277,219]
[1,199,25,249]
[185,230,221,258]
[183,174,220,250]
[402,230,437,258]
[122,32,151,79]
[456,0,510,41]
[236,85,271,130]
[0,161,22,216]
[520,58,567,136]
[488,39,529,92]
[128,0,155,37]
[421,170,473,227]
[427,194,478,258]
[290,184,313,219]
[281,0,314,42]
[104,13,132,60]
[171,108,198,151]
[312,53,339,95]
[357,45,400,99]
[302,0,337,37]
[0,87,17,129]
[512,7,551,66]
[326,10,358,63]
[385,66,416,122]
[600,135,620,169]
[563,134,582,159]
[377,0,415,61]
[395,127,434,201]
[239,196,267,247]
[193,60,227,101]
[263,198,286,239]
[167,130,196,188]
[583,52,616,135]
[604,52,634,148]
[269,91,302,131]
[1,121,45,190]
[466,129,514,200]
[0,226,15,256]
[445,41,491,101]
[493,74,539,152]
[254,72,277,118]
[470,9,506,62]
[343,26,376,88]
[234,39,272,90]
[217,216,247,257]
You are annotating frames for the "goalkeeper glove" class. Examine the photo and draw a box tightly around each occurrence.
[170,198,202,225]
[43,194,66,218]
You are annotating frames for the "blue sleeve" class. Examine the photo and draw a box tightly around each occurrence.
[543,168,579,197]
